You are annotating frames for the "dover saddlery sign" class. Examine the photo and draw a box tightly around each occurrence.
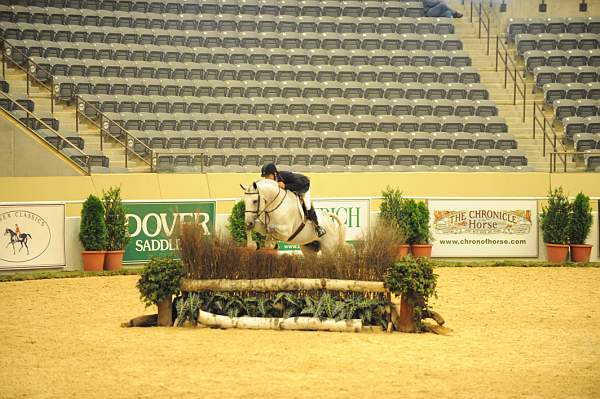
[278,199,370,251]
[0,204,65,269]
[123,201,216,263]
[429,200,538,258]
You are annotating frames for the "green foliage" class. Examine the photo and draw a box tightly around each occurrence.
[541,187,570,244]
[379,187,409,243]
[227,200,266,247]
[569,192,593,245]
[385,255,437,302]
[136,256,183,307]
[102,187,130,251]
[175,293,202,327]
[385,255,437,330]
[174,291,390,329]
[79,194,107,251]
[403,199,432,245]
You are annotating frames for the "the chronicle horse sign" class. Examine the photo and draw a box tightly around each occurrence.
[0,204,65,270]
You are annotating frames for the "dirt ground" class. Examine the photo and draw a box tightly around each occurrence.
[1,268,599,399]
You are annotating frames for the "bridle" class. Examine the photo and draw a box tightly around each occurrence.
[244,181,288,227]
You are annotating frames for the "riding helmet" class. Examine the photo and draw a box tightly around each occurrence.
[261,163,278,177]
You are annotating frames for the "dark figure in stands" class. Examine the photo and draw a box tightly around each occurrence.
[423,0,463,18]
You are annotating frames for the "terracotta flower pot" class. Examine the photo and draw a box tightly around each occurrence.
[545,243,569,263]
[104,250,124,271]
[392,244,411,260]
[411,244,433,258]
[570,244,593,263]
[81,251,106,271]
[398,294,418,333]
[157,296,173,327]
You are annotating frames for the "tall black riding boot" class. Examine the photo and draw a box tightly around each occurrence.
[308,208,326,237]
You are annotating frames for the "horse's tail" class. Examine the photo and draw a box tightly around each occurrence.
[26,234,32,239]
[328,213,346,249]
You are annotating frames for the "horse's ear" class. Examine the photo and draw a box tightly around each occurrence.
[240,184,247,191]
[252,181,257,190]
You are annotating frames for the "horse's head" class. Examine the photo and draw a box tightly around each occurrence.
[4,228,11,235]
[240,179,279,230]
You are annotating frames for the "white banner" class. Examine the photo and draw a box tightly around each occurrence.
[278,199,370,251]
[429,200,538,258]
[0,204,65,269]
[314,199,370,242]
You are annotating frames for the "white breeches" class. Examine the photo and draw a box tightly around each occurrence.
[301,190,312,211]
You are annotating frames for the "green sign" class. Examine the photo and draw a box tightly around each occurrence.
[123,201,216,263]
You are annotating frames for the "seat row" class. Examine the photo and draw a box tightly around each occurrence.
[542,82,600,106]
[79,95,498,118]
[516,33,600,56]
[10,40,471,68]
[130,130,517,152]
[33,57,479,85]
[169,164,535,173]
[1,23,464,51]
[153,147,528,171]
[534,66,600,91]
[104,113,509,135]
[0,0,426,18]
[563,116,600,142]
[574,133,600,152]
[583,150,600,170]
[553,99,600,120]
[524,49,600,74]
[0,6,453,34]
[507,17,600,42]
[54,76,489,102]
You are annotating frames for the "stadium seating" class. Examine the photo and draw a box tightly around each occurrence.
[0,0,533,172]
[506,17,600,43]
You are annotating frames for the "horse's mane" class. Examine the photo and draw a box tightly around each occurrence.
[255,178,279,190]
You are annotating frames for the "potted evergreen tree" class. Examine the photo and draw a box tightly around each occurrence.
[79,194,107,271]
[227,200,269,251]
[540,187,570,263]
[136,256,183,327]
[379,187,410,259]
[103,187,130,270]
[385,255,438,333]
[569,192,593,263]
[405,200,433,257]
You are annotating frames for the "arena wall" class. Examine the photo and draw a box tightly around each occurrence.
[0,172,598,270]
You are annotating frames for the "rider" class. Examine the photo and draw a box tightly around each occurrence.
[15,224,21,236]
[260,163,326,238]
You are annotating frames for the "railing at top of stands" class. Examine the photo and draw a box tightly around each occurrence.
[0,37,155,172]
[466,0,491,56]
[549,151,589,173]
[532,101,568,172]
[494,36,527,123]
[0,90,91,175]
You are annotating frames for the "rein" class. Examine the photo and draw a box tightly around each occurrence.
[244,184,288,227]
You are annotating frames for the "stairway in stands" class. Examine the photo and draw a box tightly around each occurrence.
[452,7,553,172]
[2,65,151,172]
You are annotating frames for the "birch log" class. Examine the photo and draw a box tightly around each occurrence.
[182,278,385,293]
[198,310,362,332]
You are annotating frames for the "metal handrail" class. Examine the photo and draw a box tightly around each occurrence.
[495,35,527,122]
[74,97,154,170]
[532,101,568,172]
[549,151,589,173]
[0,90,91,175]
[1,37,154,171]
[466,0,491,55]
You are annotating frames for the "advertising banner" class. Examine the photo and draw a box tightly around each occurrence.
[0,204,65,269]
[429,200,538,257]
[278,199,370,251]
[123,201,216,263]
